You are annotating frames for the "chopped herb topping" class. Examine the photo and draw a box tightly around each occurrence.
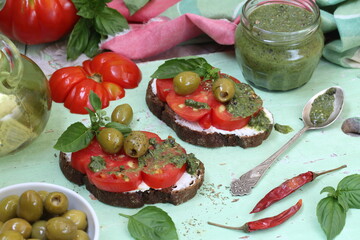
[248,110,272,131]
[274,123,294,134]
[89,156,106,172]
[185,99,210,109]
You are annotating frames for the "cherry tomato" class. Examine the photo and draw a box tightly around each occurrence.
[211,103,251,131]
[155,78,173,102]
[49,52,141,114]
[0,0,79,45]
[86,157,142,192]
[142,163,187,189]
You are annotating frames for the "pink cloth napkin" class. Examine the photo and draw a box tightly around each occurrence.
[101,1,238,60]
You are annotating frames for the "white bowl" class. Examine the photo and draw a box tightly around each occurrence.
[0,182,99,240]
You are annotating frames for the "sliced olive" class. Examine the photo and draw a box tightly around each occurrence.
[31,220,46,240]
[45,217,77,240]
[97,128,124,154]
[17,190,43,223]
[0,195,19,222]
[173,71,201,95]
[124,131,149,158]
[62,209,87,231]
[0,230,25,240]
[73,230,90,240]
[44,192,69,215]
[212,77,235,102]
[111,104,133,125]
[0,218,32,238]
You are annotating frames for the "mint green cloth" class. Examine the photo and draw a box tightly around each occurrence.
[162,0,360,68]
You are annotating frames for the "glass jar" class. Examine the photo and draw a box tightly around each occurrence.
[0,34,51,157]
[235,0,324,91]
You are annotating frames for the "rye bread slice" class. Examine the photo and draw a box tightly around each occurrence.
[59,152,205,208]
[146,79,273,148]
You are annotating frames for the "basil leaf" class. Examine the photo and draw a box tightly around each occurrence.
[119,206,179,240]
[124,0,149,15]
[67,18,91,61]
[72,0,106,19]
[320,186,337,196]
[89,156,106,172]
[105,122,132,135]
[54,122,94,152]
[84,30,102,58]
[151,58,213,79]
[94,7,129,35]
[316,196,346,240]
[89,91,102,111]
[337,174,360,209]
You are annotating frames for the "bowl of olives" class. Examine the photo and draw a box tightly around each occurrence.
[0,182,99,240]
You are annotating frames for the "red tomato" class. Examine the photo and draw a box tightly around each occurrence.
[71,139,103,174]
[142,163,186,189]
[49,52,141,114]
[212,103,251,131]
[86,157,142,192]
[0,0,79,45]
[198,113,212,129]
[155,78,173,102]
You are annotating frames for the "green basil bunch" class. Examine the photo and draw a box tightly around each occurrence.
[317,174,360,239]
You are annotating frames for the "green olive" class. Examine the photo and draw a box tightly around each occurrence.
[45,217,77,240]
[17,190,43,223]
[111,104,133,125]
[123,131,149,158]
[31,220,46,240]
[44,192,69,216]
[73,230,90,240]
[0,195,19,222]
[212,77,236,103]
[0,230,25,240]
[0,218,32,238]
[62,209,87,231]
[173,71,201,95]
[97,128,124,154]
[37,191,49,202]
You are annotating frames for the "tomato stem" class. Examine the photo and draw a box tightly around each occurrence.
[88,73,103,83]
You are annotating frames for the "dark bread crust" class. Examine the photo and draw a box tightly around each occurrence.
[59,152,205,208]
[146,79,273,148]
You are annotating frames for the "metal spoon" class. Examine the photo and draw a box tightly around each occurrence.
[230,86,344,196]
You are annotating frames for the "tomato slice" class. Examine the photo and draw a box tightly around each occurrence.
[211,103,251,131]
[198,113,212,129]
[156,78,173,102]
[71,139,103,174]
[142,163,186,189]
[86,156,142,192]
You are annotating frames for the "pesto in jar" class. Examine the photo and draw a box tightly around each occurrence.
[235,1,324,91]
[310,88,336,126]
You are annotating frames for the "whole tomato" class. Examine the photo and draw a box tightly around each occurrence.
[0,0,79,45]
[49,52,142,114]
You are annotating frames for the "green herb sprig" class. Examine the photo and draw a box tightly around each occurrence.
[150,57,219,81]
[317,174,360,240]
[54,91,131,153]
[68,0,149,60]
[119,206,179,240]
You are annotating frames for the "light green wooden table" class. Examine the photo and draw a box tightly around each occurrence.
[1,50,360,240]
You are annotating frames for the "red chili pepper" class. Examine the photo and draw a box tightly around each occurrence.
[208,199,302,232]
[251,165,346,213]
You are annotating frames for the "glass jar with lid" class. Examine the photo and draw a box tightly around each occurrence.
[235,0,324,91]
[0,34,51,157]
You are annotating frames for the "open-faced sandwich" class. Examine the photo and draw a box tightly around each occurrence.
[55,92,204,208]
[146,57,274,148]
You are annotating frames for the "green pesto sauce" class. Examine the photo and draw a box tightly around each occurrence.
[310,88,336,126]
[249,4,315,32]
[139,137,200,175]
[274,123,294,134]
[89,156,106,172]
[226,82,263,118]
[235,3,324,91]
[248,110,271,131]
[185,99,210,109]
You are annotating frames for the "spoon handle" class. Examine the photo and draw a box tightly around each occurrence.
[231,125,310,196]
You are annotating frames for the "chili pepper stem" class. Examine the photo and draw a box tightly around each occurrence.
[207,221,247,232]
[313,165,347,178]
